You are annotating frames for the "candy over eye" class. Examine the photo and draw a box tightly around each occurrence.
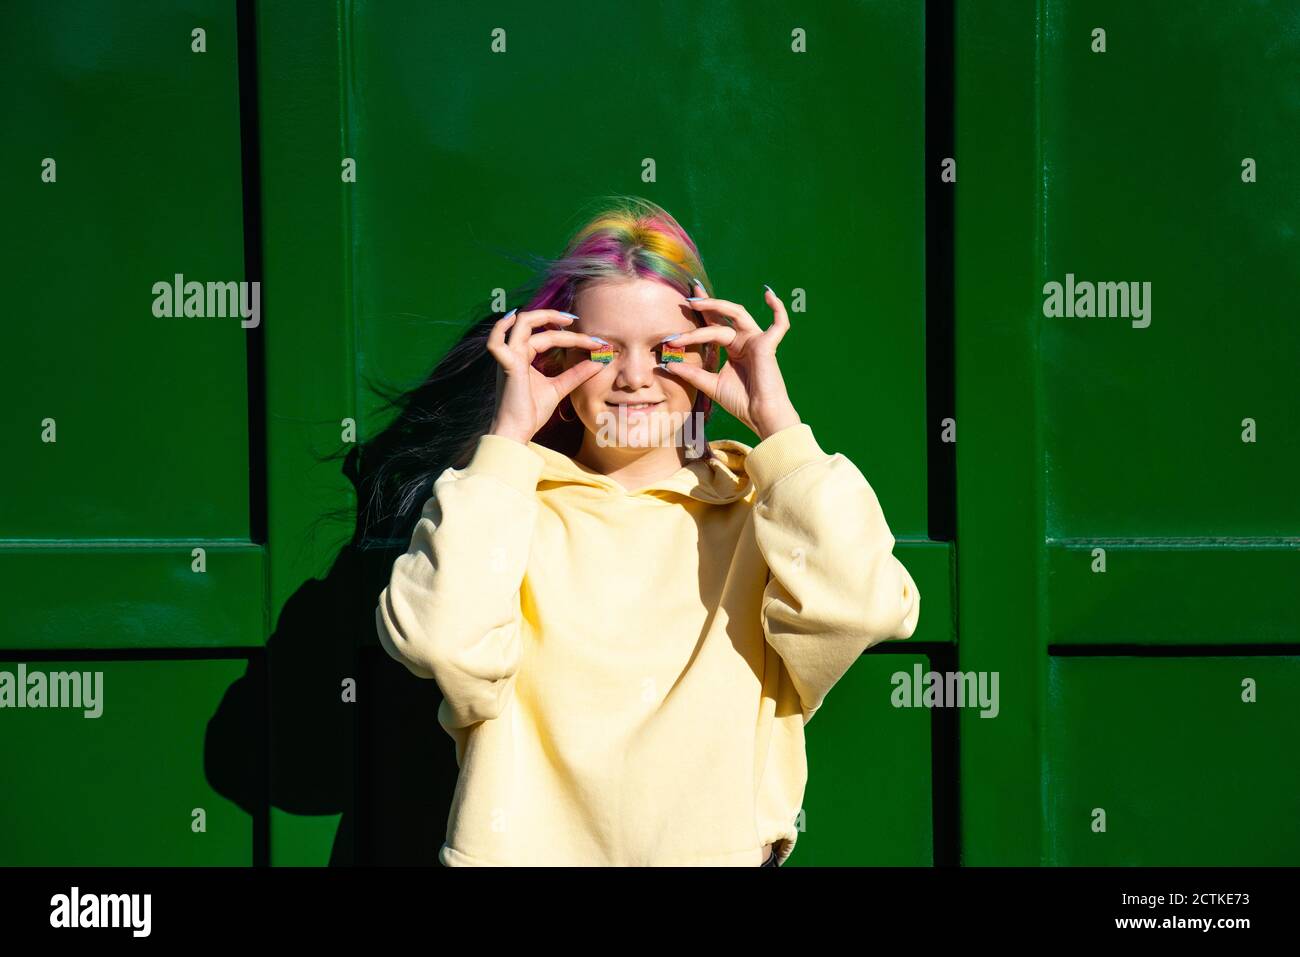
[657,341,686,364]
[587,338,691,364]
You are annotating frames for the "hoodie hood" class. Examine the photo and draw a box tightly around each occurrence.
[526,438,755,504]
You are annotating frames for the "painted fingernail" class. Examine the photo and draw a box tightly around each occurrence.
[559,311,578,318]
[504,308,518,319]
[762,284,772,294]
[691,275,703,288]
[660,333,681,342]
[685,296,702,302]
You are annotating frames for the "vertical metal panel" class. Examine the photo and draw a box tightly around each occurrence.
[954,0,1046,864]
[256,0,359,865]
[0,0,250,540]
[1040,0,1300,537]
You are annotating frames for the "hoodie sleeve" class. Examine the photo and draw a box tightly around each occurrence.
[746,423,920,724]
[374,432,545,729]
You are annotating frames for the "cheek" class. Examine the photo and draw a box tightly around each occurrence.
[660,370,696,413]
[569,370,609,414]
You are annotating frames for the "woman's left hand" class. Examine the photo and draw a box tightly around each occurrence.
[661,281,802,441]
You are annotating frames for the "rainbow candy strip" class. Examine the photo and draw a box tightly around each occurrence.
[590,345,615,364]
[659,342,686,363]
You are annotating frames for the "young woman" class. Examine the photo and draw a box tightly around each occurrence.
[374,197,920,866]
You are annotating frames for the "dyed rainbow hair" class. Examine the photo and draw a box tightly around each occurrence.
[518,196,722,451]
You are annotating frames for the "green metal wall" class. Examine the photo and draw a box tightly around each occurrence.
[1,0,267,865]
[2,0,1294,866]
[956,0,1300,865]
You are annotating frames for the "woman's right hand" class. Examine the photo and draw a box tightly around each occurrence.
[486,308,605,444]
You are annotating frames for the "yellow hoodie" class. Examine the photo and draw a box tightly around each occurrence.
[374,422,920,866]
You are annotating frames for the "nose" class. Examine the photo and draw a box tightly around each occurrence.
[614,346,658,390]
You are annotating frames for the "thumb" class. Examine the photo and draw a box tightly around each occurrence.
[551,359,603,400]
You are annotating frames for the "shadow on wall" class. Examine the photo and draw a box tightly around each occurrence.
[208,538,457,865]
[202,492,455,865]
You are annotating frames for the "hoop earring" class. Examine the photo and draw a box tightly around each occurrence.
[558,400,575,423]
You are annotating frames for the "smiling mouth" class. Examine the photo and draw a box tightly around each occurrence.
[607,401,664,411]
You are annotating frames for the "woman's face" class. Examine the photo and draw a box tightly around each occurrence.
[563,277,707,449]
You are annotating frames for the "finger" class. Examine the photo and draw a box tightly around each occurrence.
[550,357,605,396]
[658,360,718,399]
[682,295,762,334]
[529,329,605,353]
[508,308,576,351]
[489,308,518,348]
[488,309,521,366]
[505,308,534,350]
[763,286,790,348]
[660,325,736,349]
[509,310,570,352]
